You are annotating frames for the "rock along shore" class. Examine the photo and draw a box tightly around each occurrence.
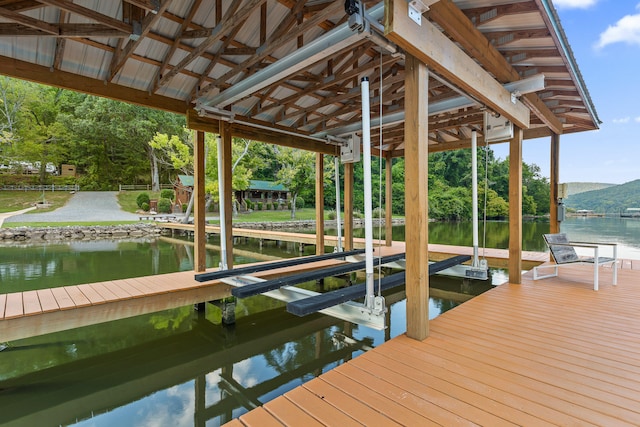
[0,218,406,243]
[0,223,163,243]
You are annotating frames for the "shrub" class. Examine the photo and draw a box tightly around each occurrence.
[295,197,304,209]
[136,192,150,209]
[141,202,150,212]
[246,200,253,210]
[157,197,172,213]
[182,203,187,212]
[353,209,363,219]
[327,210,336,220]
[373,207,384,219]
[160,189,175,201]
[257,202,263,211]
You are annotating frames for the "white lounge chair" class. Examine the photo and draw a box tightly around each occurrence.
[533,233,618,291]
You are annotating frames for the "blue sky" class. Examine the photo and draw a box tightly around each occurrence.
[491,0,640,184]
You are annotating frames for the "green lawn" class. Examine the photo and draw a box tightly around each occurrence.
[0,191,74,213]
[117,190,165,213]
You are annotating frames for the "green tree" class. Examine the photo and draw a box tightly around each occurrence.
[275,147,315,219]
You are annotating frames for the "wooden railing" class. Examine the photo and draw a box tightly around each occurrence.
[0,184,79,192]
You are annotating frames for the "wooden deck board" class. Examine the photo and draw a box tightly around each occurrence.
[63,286,92,307]
[225,261,640,427]
[76,283,106,305]
[4,292,23,319]
[302,377,403,426]
[90,281,121,301]
[263,395,325,427]
[50,287,76,310]
[22,290,42,316]
[36,288,59,313]
[237,407,284,427]
[283,387,362,427]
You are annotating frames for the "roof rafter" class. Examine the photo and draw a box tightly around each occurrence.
[157,0,264,89]
[198,0,343,99]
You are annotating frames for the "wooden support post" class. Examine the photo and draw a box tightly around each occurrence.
[344,162,354,251]
[509,126,524,284]
[550,133,560,234]
[385,151,393,247]
[221,122,234,269]
[316,152,325,255]
[193,130,206,273]
[404,54,430,340]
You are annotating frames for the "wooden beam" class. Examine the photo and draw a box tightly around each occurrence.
[194,130,207,272]
[157,0,263,88]
[344,162,354,251]
[429,0,562,135]
[315,153,325,255]
[0,6,59,34]
[186,110,338,155]
[221,122,234,269]
[39,0,133,33]
[385,151,393,247]
[109,0,173,81]
[550,133,560,234]
[508,126,523,284]
[404,54,430,340]
[384,0,530,129]
[0,55,187,114]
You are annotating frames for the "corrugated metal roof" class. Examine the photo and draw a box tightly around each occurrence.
[0,0,600,152]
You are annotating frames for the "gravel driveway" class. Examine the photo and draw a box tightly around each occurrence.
[5,191,141,223]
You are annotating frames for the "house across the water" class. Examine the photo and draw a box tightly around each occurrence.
[237,180,289,211]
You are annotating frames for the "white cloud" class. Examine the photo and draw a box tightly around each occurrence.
[635,116,640,123]
[596,12,640,49]
[612,117,631,124]
[553,0,598,9]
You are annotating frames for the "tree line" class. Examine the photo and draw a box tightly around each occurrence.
[0,76,551,219]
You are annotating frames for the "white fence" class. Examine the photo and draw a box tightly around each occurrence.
[0,184,79,192]
[119,184,174,191]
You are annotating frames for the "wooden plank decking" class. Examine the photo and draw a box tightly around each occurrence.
[226,261,640,426]
[0,251,400,342]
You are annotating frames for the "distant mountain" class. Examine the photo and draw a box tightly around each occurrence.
[564,179,640,213]
[564,182,616,196]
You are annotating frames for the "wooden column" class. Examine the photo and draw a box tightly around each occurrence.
[385,151,393,247]
[193,131,206,272]
[549,133,561,234]
[344,162,354,251]
[220,122,234,269]
[404,54,430,340]
[315,152,325,255]
[508,126,524,284]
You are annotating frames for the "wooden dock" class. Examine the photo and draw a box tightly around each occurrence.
[0,236,545,342]
[225,261,640,426]
[158,223,548,269]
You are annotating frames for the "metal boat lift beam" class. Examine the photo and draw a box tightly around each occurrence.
[200,3,385,109]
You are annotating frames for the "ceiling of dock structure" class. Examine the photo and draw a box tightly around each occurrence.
[0,0,600,156]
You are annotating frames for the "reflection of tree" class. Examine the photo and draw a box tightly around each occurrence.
[148,306,194,331]
[431,297,458,315]
[262,328,336,376]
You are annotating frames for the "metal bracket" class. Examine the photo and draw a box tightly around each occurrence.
[407,0,439,25]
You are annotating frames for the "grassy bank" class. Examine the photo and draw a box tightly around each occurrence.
[0,191,74,213]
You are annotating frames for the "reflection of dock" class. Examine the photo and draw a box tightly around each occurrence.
[228,262,640,426]
[0,307,369,427]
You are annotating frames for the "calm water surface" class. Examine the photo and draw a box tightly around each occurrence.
[1,217,636,426]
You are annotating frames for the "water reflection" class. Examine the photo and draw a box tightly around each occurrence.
[0,286,468,427]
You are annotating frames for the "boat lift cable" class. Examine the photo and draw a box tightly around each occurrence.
[377,49,384,299]
[483,133,489,259]
[216,135,228,270]
[334,155,343,252]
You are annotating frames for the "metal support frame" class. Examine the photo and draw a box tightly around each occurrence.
[216,135,228,270]
[200,3,385,109]
[220,275,386,330]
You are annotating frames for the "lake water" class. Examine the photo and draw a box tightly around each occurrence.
[1,217,636,426]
